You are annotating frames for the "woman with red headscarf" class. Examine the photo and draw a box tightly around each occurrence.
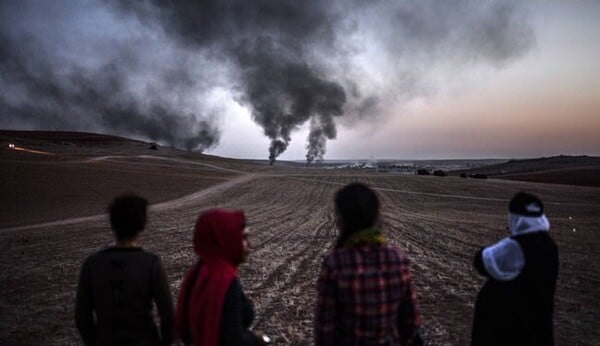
[175,209,264,346]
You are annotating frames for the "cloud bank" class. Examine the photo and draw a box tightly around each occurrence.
[0,0,534,161]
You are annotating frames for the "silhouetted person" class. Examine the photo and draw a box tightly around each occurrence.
[472,192,558,346]
[175,209,266,346]
[315,183,422,346]
[75,194,174,345]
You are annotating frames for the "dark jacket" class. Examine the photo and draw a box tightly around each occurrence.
[219,278,260,346]
[75,247,174,346]
[472,231,558,346]
[181,274,260,346]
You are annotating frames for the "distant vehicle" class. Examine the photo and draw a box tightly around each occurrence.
[8,143,15,148]
[416,168,430,176]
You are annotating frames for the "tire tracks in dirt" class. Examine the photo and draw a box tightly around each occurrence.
[85,155,245,174]
[0,174,257,234]
[2,171,598,345]
[228,177,337,344]
[286,174,597,207]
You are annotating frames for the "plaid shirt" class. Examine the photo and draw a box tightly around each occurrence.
[315,244,421,346]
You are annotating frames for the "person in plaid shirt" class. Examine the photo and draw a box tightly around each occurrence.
[315,183,422,346]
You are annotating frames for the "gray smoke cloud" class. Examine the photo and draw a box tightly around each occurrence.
[0,0,534,161]
[0,1,220,151]
[115,0,345,163]
[235,38,345,164]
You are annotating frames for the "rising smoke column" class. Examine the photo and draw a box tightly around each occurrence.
[117,0,347,164]
[1,0,535,162]
[235,38,345,164]
[306,115,338,163]
[116,0,535,163]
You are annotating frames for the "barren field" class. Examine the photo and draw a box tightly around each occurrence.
[1,134,599,345]
[500,167,600,187]
[453,155,600,188]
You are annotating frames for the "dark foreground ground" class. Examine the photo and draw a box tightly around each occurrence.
[1,132,599,345]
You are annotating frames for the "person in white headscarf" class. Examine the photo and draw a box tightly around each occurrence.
[471,192,558,346]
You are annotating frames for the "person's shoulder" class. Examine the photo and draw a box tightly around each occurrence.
[92,247,158,263]
[223,277,245,303]
[482,237,524,281]
[382,244,410,264]
[514,231,557,248]
[80,249,110,271]
[322,249,338,264]
[84,248,112,263]
[227,277,243,292]
[138,248,160,260]
[102,246,154,254]
[322,247,348,268]
[80,253,96,270]
[135,249,163,266]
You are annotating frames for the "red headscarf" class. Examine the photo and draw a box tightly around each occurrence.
[175,209,246,346]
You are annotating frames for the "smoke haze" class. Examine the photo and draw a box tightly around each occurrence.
[0,0,534,160]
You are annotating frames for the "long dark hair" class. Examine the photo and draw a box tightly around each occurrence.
[334,183,380,248]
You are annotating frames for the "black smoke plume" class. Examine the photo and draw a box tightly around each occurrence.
[235,38,345,164]
[1,0,535,162]
[116,0,345,163]
[114,0,536,163]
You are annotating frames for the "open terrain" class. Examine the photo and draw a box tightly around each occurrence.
[1,131,599,345]
[452,155,600,187]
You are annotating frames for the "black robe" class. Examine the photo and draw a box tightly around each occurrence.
[472,231,558,346]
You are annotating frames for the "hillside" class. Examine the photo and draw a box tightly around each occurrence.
[451,155,600,187]
[1,130,219,159]
[0,130,276,228]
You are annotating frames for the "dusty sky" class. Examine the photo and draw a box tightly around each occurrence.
[1,1,599,160]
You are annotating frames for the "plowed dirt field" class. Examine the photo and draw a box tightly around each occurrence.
[1,155,599,345]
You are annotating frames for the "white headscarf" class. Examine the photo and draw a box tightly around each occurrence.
[481,213,550,281]
[508,212,550,236]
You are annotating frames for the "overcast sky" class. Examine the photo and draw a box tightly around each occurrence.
[1,1,599,161]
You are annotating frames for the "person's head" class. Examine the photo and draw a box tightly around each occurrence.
[509,191,544,216]
[334,183,380,242]
[109,194,148,242]
[193,209,248,266]
[507,191,550,235]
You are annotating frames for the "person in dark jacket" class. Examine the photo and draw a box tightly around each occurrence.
[75,194,174,346]
[175,209,265,346]
[472,191,559,346]
[315,183,422,346]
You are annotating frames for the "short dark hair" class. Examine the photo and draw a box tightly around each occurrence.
[335,182,380,235]
[108,194,148,241]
